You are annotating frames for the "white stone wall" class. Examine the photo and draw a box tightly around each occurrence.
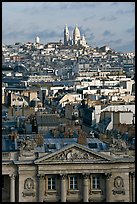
[18,165,37,202]
[120,112,133,124]
[110,172,130,202]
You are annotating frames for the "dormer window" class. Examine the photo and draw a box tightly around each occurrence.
[47,144,56,149]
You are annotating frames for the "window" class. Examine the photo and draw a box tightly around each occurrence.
[48,177,56,190]
[69,176,78,190]
[92,176,100,189]
[88,143,98,148]
[47,144,56,149]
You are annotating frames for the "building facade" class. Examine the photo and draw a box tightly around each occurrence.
[2,141,135,202]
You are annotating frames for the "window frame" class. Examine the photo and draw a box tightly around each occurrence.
[47,176,56,190]
[92,175,100,189]
[69,175,78,190]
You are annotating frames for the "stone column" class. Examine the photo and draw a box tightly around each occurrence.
[105,173,112,202]
[9,174,16,202]
[132,172,135,202]
[37,174,45,202]
[60,174,67,202]
[130,172,135,202]
[83,174,89,202]
[129,172,132,202]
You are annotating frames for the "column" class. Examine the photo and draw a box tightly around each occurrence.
[60,174,67,202]
[129,172,132,202]
[83,173,89,202]
[105,173,112,202]
[38,174,45,202]
[132,172,135,202]
[9,174,16,202]
[130,172,135,202]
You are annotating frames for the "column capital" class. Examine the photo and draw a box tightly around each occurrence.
[129,172,135,177]
[105,172,112,179]
[82,173,89,179]
[37,174,45,179]
[9,174,16,180]
[60,174,67,179]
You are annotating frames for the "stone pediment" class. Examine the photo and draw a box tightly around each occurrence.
[34,143,112,164]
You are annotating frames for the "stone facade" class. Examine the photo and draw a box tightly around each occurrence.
[2,143,135,202]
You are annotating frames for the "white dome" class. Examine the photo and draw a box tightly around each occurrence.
[73,25,80,38]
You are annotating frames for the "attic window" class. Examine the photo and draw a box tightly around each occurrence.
[88,143,98,148]
[63,143,68,146]
[47,144,56,149]
[99,143,103,150]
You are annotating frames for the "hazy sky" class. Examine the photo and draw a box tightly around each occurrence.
[2,2,135,52]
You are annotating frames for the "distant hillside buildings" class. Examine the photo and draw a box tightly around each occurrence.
[2,24,135,203]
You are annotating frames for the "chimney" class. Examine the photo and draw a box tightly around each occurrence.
[77,131,87,145]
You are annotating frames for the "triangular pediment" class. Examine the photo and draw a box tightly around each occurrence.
[34,143,112,164]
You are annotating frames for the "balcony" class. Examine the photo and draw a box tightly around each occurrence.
[2,152,11,160]
[2,152,18,161]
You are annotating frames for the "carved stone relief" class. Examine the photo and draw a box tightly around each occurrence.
[112,176,125,195]
[50,148,100,161]
[22,178,35,197]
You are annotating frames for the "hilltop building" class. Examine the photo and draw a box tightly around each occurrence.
[64,24,88,47]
